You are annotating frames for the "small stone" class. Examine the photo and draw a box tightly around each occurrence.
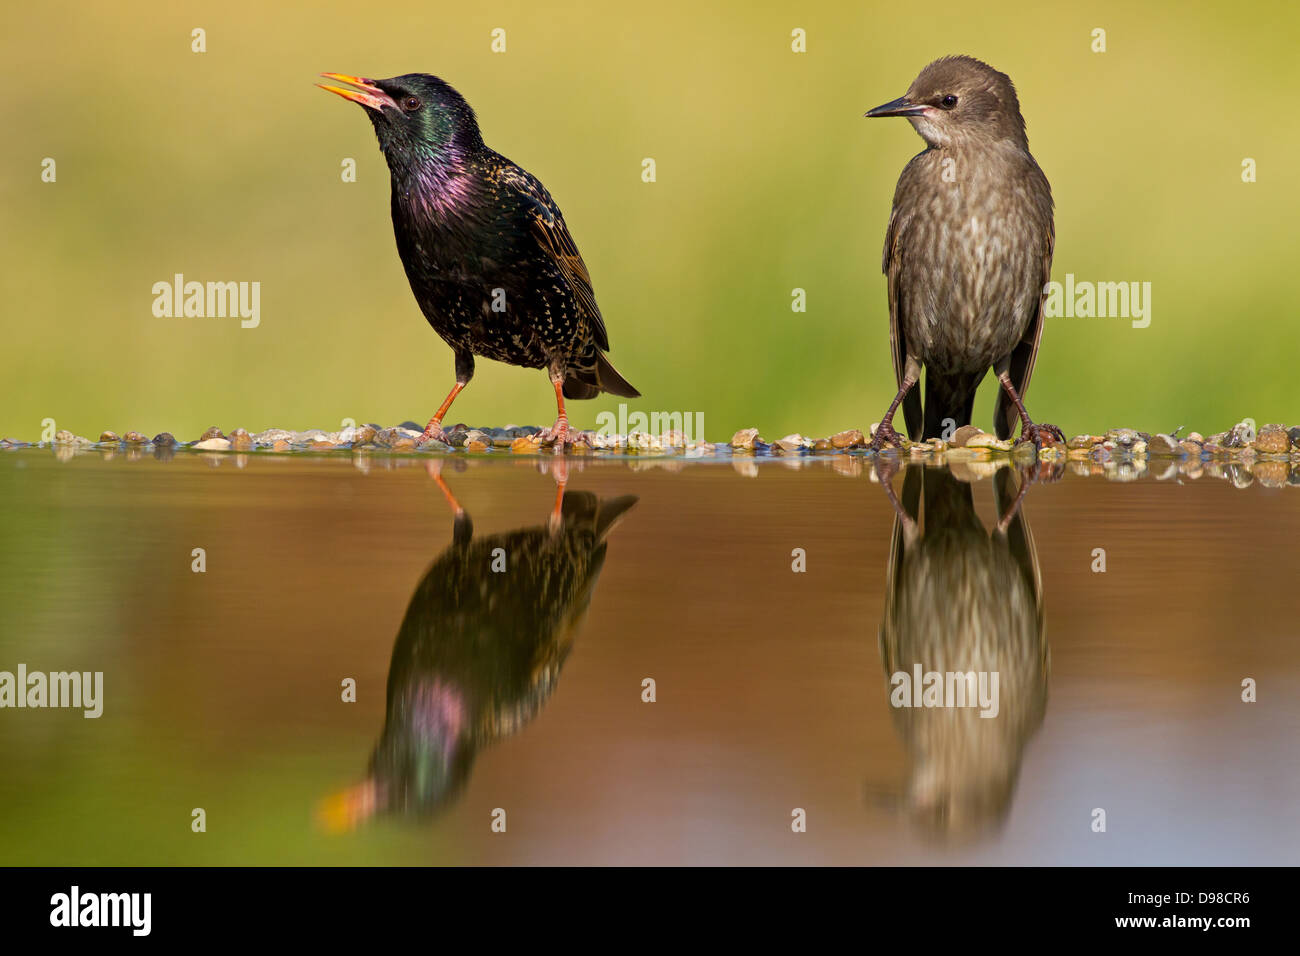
[951,425,984,448]
[830,428,864,449]
[308,441,337,451]
[54,429,76,444]
[1254,461,1288,488]
[422,439,452,452]
[1179,440,1202,458]
[193,438,231,451]
[773,434,806,452]
[511,435,540,453]
[1186,432,1203,443]
[352,425,378,445]
[1067,434,1099,450]
[1108,427,1139,447]
[813,438,834,452]
[98,431,120,443]
[123,431,147,444]
[730,427,761,450]
[198,426,224,442]
[966,433,1012,451]
[466,440,489,452]
[1226,421,1255,448]
[1253,423,1289,455]
[389,437,416,452]
[253,428,294,444]
[1288,426,1300,449]
[152,432,176,447]
[1131,440,1147,455]
[229,428,253,451]
[1148,433,1179,456]
[272,439,291,452]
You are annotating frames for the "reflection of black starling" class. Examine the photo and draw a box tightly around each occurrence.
[876,465,1048,839]
[321,488,636,827]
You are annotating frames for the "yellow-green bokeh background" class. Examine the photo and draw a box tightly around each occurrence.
[3,0,1297,440]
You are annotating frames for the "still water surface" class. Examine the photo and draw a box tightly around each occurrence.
[0,451,1296,864]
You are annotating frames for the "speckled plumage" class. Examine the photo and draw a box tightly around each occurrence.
[879,466,1048,839]
[321,73,637,443]
[867,56,1059,445]
[360,491,637,818]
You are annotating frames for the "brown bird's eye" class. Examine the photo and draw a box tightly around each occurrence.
[403,96,422,112]
[940,94,958,109]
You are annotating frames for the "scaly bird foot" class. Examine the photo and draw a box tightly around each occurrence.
[539,420,572,450]
[1017,422,1066,452]
[418,421,450,446]
[868,421,907,453]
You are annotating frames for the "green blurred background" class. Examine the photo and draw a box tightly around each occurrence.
[3,0,1297,440]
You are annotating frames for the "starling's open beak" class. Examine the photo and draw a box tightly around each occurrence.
[865,96,929,118]
[317,73,398,111]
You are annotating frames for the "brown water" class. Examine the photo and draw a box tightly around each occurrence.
[0,450,1297,865]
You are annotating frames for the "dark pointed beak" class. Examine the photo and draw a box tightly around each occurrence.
[317,73,398,111]
[865,96,928,118]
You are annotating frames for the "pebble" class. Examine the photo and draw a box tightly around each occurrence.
[229,428,253,451]
[966,433,1013,451]
[1179,440,1203,458]
[1253,423,1289,455]
[198,426,224,442]
[1148,433,1179,456]
[192,438,231,451]
[730,428,761,450]
[830,428,864,449]
[123,431,148,444]
[98,431,119,443]
[773,434,808,452]
[152,432,176,447]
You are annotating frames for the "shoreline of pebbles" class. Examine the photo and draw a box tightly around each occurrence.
[2,419,1298,487]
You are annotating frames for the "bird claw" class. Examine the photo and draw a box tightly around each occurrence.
[539,420,573,450]
[418,421,450,446]
[868,421,907,453]
[1016,422,1065,452]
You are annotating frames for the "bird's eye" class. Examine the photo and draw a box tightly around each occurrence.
[402,96,422,112]
[940,94,958,109]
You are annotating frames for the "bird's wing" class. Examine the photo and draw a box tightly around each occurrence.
[997,217,1055,439]
[499,164,610,351]
[883,197,923,438]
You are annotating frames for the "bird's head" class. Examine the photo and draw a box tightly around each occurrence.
[318,72,483,165]
[865,55,1027,149]
[315,679,472,830]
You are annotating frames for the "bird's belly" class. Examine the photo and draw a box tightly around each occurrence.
[900,228,1039,375]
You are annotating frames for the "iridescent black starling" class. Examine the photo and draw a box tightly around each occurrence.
[875,465,1048,839]
[864,56,1063,449]
[319,470,636,827]
[318,73,639,446]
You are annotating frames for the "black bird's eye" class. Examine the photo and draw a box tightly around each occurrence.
[402,96,422,112]
[940,94,958,109]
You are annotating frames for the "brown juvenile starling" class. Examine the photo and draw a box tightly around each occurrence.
[318,73,639,447]
[876,464,1049,838]
[865,56,1063,449]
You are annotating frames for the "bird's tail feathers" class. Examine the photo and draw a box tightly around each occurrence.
[562,352,640,400]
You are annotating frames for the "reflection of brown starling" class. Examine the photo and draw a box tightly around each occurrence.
[864,56,1063,449]
[320,485,636,828]
[876,465,1048,839]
